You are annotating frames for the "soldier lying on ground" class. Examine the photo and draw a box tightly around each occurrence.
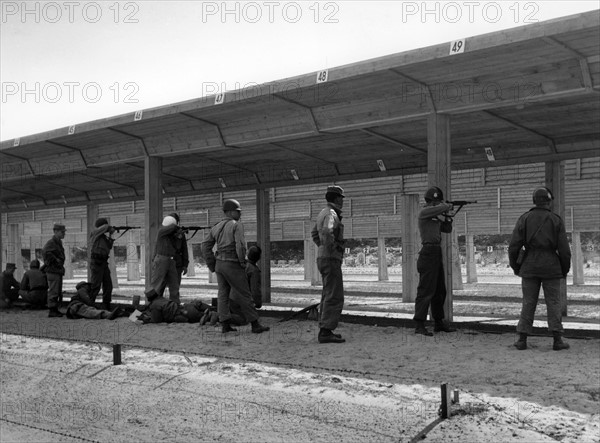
[66,281,121,320]
[140,288,213,324]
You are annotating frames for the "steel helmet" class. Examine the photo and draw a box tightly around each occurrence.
[95,217,108,228]
[533,187,553,205]
[223,199,242,212]
[162,215,177,227]
[424,186,444,202]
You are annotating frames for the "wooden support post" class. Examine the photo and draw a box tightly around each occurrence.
[428,112,453,321]
[571,231,584,285]
[401,195,420,303]
[186,241,195,277]
[546,161,567,316]
[377,237,389,281]
[144,156,162,289]
[309,239,322,286]
[466,233,478,283]
[304,238,312,282]
[64,244,73,279]
[6,224,23,281]
[126,230,140,281]
[452,228,463,290]
[86,203,99,282]
[440,382,451,419]
[256,189,271,304]
[108,254,119,289]
[140,244,146,278]
[113,344,122,365]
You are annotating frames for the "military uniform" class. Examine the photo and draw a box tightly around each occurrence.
[311,185,347,343]
[142,289,211,324]
[201,199,268,334]
[88,220,115,309]
[42,224,66,316]
[509,187,571,350]
[18,261,47,307]
[150,219,181,304]
[1,264,20,307]
[66,282,118,320]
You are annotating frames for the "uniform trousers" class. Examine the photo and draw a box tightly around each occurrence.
[68,302,111,319]
[90,259,113,305]
[46,272,63,309]
[517,277,563,334]
[317,257,344,331]
[215,260,259,324]
[413,245,446,322]
[151,255,180,304]
[19,289,47,307]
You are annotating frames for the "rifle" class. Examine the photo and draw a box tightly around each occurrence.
[111,226,140,239]
[180,226,212,239]
[444,200,477,218]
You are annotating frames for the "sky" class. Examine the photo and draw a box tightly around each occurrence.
[1,1,599,141]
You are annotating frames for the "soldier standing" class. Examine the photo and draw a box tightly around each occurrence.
[88,217,116,310]
[201,199,269,334]
[413,187,456,336]
[150,215,182,304]
[311,185,346,344]
[42,223,67,317]
[168,212,189,284]
[509,187,571,351]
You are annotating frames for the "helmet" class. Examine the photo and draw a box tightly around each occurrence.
[247,246,262,263]
[326,185,345,198]
[95,217,108,228]
[162,216,177,227]
[424,186,444,202]
[29,259,40,269]
[168,212,180,223]
[223,199,242,212]
[533,187,553,205]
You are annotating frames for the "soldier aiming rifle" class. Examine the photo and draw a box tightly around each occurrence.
[180,226,211,239]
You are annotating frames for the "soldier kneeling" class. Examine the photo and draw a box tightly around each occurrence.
[66,281,120,320]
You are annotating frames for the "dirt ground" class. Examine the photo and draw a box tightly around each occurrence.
[1,264,599,442]
[1,305,599,442]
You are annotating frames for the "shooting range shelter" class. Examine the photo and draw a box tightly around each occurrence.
[1,12,599,320]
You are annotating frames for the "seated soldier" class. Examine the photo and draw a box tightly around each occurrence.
[18,259,48,308]
[0,263,20,308]
[142,288,212,324]
[66,281,120,320]
[227,245,263,325]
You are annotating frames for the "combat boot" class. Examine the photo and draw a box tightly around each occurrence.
[221,321,237,333]
[48,307,64,318]
[415,320,433,336]
[251,321,270,334]
[553,332,570,351]
[434,320,457,333]
[318,328,345,343]
[514,333,527,350]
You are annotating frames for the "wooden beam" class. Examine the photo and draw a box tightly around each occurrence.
[144,157,162,288]
[482,110,557,154]
[107,127,150,157]
[361,128,427,154]
[389,68,436,112]
[256,188,271,304]
[179,112,229,148]
[542,37,595,91]
[45,140,89,168]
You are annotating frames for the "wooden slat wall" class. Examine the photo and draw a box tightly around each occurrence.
[2,160,599,250]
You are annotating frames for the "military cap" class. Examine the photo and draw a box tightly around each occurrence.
[53,223,66,231]
[76,281,90,290]
[326,185,345,198]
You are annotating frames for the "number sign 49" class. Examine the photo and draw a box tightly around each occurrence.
[449,39,465,55]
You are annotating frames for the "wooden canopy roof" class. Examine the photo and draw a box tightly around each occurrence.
[1,11,599,210]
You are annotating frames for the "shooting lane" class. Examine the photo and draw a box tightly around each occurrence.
[1,12,599,320]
